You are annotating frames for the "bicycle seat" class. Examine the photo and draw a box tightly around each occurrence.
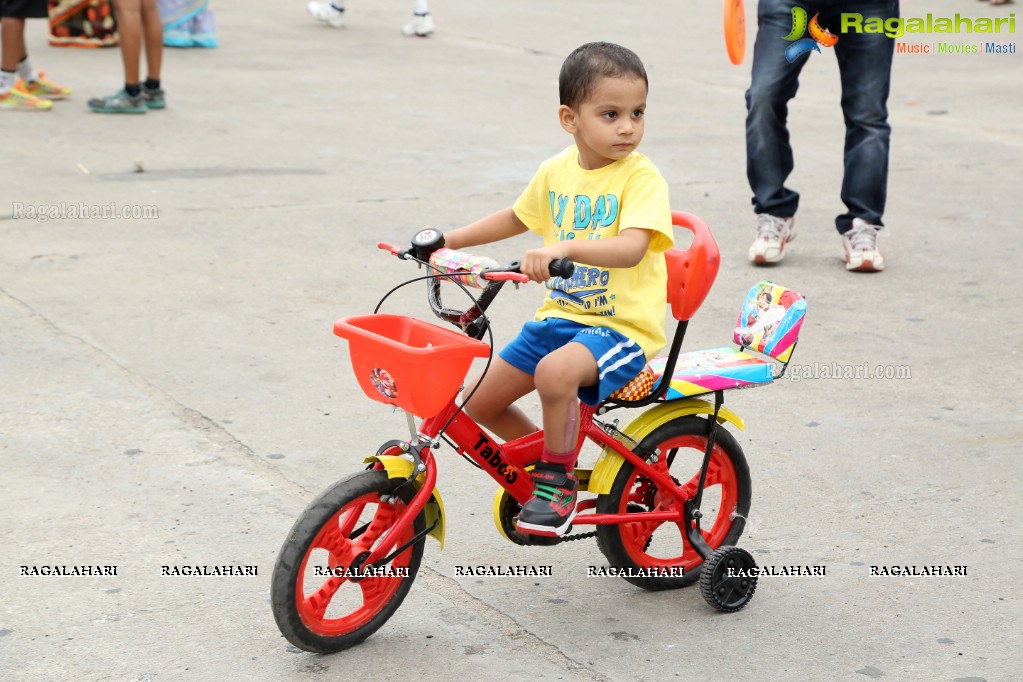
[609,281,807,401]
[611,346,774,400]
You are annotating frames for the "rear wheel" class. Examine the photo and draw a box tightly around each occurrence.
[271,470,425,652]
[596,416,751,590]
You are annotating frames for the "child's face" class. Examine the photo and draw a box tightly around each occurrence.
[559,75,648,170]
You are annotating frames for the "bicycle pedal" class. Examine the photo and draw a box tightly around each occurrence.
[522,533,562,547]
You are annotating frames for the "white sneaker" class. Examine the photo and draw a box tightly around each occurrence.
[842,217,885,272]
[748,214,796,264]
[307,1,345,28]
[402,12,434,36]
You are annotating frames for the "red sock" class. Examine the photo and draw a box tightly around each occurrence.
[541,446,576,470]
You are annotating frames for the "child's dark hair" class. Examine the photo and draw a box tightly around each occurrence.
[559,42,648,109]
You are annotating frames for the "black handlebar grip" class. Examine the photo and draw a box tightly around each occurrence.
[548,258,575,279]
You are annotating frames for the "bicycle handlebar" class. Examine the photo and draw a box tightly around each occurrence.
[376,241,576,339]
[377,242,573,282]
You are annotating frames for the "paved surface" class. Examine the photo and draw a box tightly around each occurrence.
[1,0,1021,679]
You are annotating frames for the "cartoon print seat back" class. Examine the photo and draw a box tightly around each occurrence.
[733,281,806,363]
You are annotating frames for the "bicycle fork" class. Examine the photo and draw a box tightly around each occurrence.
[359,413,444,571]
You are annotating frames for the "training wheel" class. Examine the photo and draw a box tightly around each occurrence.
[699,545,758,612]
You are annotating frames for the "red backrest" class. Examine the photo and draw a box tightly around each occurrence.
[665,211,720,321]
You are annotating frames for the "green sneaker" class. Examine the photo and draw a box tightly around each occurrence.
[88,89,146,114]
[142,85,165,110]
[515,462,578,537]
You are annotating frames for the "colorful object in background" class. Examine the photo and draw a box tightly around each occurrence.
[49,0,118,48]
[158,0,217,47]
[723,0,746,65]
[784,7,839,63]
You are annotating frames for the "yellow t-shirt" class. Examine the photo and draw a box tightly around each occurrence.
[513,146,674,359]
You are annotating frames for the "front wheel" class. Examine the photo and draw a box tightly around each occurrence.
[271,470,425,653]
[595,415,752,591]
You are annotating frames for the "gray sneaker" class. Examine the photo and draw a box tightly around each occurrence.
[142,85,165,110]
[842,218,885,272]
[748,214,796,264]
[88,89,146,114]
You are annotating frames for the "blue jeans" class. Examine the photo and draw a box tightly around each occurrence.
[745,0,897,233]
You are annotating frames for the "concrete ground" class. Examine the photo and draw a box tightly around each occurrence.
[1,0,1020,679]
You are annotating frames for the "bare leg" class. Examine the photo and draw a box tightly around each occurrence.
[113,0,142,83]
[533,342,597,455]
[514,342,595,536]
[140,0,162,80]
[1,18,27,72]
[462,358,537,442]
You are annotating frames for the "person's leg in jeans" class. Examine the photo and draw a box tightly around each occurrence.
[831,0,897,233]
[745,0,822,263]
[746,0,821,218]
[828,0,896,271]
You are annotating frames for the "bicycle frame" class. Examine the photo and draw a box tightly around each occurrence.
[361,395,703,568]
[356,213,769,569]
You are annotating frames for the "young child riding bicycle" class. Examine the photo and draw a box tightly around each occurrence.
[429,41,674,538]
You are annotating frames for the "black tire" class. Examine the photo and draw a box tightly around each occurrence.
[699,545,758,612]
[271,470,425,653]
[595,415,752,591]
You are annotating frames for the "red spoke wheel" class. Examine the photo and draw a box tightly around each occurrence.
[596,416,751,590]
[271,470,425,652]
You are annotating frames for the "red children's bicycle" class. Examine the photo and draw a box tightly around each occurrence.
[271,211,807,653]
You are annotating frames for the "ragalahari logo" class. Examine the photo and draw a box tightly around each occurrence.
[784,7,839,62]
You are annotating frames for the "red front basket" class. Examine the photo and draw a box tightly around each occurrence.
[333,314,491,418]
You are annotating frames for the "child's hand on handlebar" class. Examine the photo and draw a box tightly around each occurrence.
[522,246,569,282]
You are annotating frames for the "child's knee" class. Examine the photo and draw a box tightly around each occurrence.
[462,386,506,424]
[462,396,490,423]
[534,359,579,402]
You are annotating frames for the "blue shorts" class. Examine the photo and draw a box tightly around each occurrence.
[499,318,648,406]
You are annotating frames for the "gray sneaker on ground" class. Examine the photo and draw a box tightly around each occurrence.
[88,89,146,114]
[142,86,165,110]
[842,218,885,272]
[748,214,796,264]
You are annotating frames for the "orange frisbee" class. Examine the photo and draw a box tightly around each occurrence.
[723,0,746,65]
